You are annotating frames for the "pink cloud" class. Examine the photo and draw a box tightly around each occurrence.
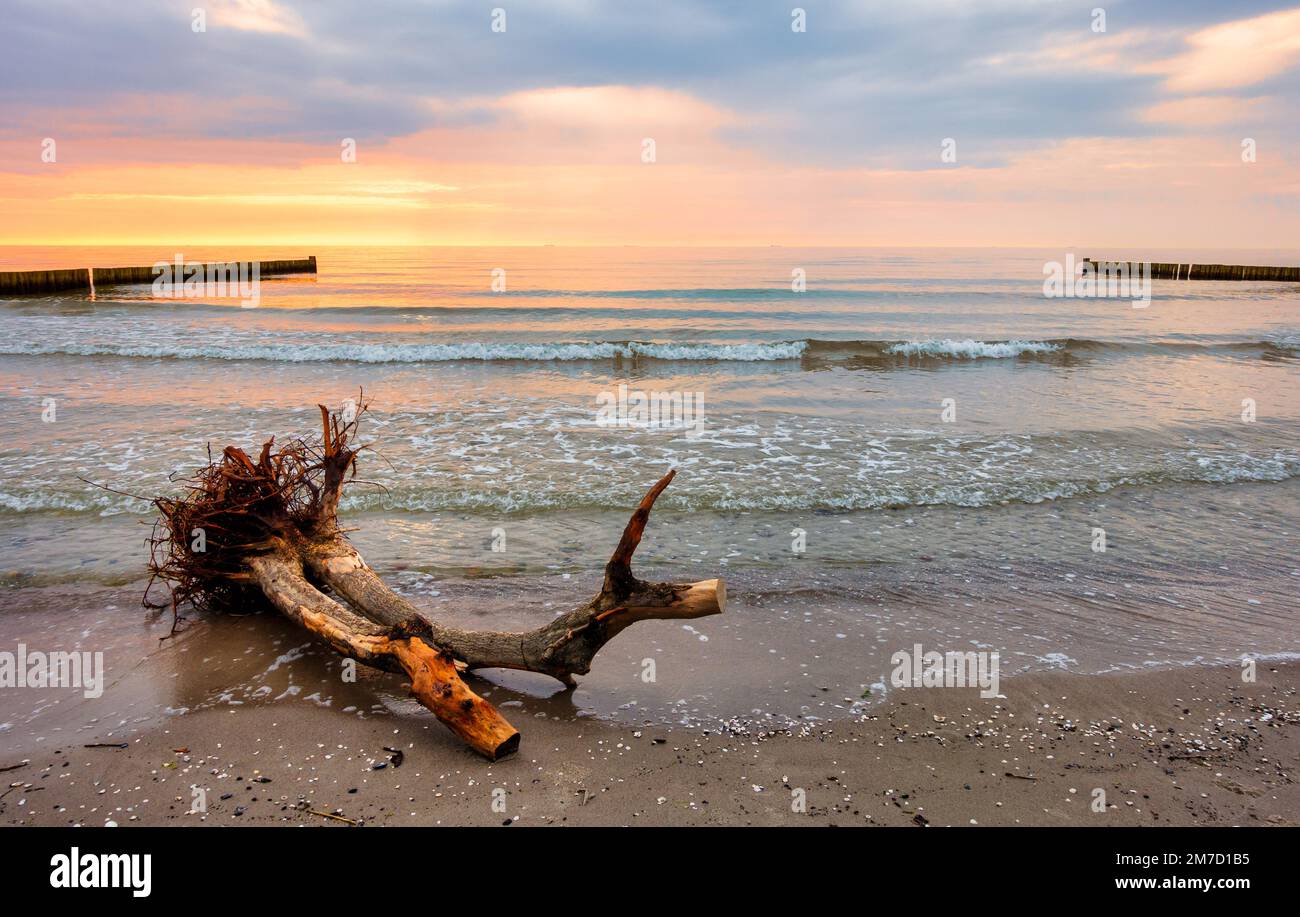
[1158,8,1300,93]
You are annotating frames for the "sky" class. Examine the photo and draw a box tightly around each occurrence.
[1,0,1298,247]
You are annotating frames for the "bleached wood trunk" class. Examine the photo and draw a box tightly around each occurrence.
[230,408,724,758]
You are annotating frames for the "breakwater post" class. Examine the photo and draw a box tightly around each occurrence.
[1083,259,1300,282]
[0,267,91,295]
[0,256,316,295]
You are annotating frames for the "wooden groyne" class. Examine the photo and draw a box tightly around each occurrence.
[259,256,317,276]
[1084,259,1300,282]
[0,267,91,295]
[92,256,317,287]
[0,256,316,295]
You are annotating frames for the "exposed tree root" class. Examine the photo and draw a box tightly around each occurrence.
[148,397,724,759]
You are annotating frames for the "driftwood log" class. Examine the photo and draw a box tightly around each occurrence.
[147,400,725,759]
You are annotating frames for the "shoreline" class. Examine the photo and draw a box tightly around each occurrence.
[4,659,1296,827]
[4,548,1298,758]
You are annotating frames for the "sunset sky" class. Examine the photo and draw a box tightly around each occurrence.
[2,0,1299,247]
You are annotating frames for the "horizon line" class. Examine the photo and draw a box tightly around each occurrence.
[7,242,1300,252]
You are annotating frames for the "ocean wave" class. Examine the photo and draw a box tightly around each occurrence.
[7,456,1295,518]
[2,334,1294,365]
[883,339,1062,359]
[0,340,809,363]
[348,460,1298,512]
[0,490,144,515]
[805,336,1300,362]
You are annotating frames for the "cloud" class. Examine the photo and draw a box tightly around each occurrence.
[1158,7,1300,92]
[1142,94,1271,125]
[2,0,1298,245]
[2,0,1296,163]
[211,0,308,38]
[495,86,737,132]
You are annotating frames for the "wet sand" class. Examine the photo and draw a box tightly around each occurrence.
[3,659,1296,827]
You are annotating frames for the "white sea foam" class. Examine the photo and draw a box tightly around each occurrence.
[9,452,1294,518]
[885,339,1062,359]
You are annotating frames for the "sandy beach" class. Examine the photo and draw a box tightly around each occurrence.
[4,657,1295,828]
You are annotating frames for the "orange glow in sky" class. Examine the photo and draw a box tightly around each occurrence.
[3,6,1298,247]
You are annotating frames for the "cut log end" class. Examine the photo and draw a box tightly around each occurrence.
[678,577,725,617]
[491,732,522,761]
